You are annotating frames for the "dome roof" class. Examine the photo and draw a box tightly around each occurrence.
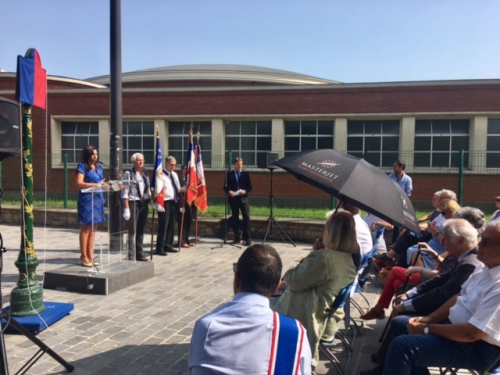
[86,64,340,86]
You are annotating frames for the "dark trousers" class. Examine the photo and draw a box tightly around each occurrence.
[229,198,250,241]
[125,200,149,258]
[380,315,500,375]
[156,200,177,252]
[392,231,432,267]
[178,202,193,245]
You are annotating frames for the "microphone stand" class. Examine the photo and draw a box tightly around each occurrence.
[211,164,241,249]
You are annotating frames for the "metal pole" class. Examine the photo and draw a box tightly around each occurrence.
[109,0,123,247]
[458,149,464,206]
[63,153,68,209]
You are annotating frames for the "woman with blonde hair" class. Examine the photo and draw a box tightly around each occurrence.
[272,211,358,368]
[406,199,461,270]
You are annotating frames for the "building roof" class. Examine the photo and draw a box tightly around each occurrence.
[86,64,340,86]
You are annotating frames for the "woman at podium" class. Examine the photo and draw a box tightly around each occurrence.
[75,145,106,267]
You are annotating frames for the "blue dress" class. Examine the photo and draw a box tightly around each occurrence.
[76,163,106,225]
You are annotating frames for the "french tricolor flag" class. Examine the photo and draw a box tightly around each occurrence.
[16,49,47,109]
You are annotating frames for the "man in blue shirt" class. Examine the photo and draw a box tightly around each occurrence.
[389,159,412,197]
[189,244,312,374]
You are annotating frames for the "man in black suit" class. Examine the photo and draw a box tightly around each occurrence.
[223,157,252,245]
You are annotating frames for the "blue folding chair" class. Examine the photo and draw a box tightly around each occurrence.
[348,227,386,335]
[318,282,355,375]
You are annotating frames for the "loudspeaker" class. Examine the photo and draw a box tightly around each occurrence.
[257,152,279,169]
[0,97,21,161]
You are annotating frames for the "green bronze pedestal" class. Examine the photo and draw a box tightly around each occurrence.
[9,104,45,316]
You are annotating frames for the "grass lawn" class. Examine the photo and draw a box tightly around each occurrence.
[0,199,446,221]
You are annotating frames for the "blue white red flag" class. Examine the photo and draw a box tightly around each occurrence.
[194,143,208,212]
[16,49,47,109]
[151,129,164,211]
[185,130,199,205]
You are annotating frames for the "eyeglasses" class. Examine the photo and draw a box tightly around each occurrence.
[233,263,238,272]
[477,234,500,248]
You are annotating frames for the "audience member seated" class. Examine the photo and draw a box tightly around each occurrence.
[406,199,461,270]
[272,212,358,369]
[485,195,500,226]
[361,219,482,374]
[338,202,373,257]
[381,189,456,266]
[189,244,312,375]
[361,207,485,322]
[361,220,500,375]
[364,213,394,254]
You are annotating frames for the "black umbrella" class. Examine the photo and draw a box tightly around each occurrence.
[273,149,420,234]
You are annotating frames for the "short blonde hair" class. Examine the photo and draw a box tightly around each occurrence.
[439,199,461,217]
[323,211,358,254]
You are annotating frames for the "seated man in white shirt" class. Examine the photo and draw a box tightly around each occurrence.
[363,220,500,375]
[189,244,312,375]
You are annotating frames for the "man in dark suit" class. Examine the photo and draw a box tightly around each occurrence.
[223,157,252,245]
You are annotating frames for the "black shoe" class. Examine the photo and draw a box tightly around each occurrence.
[155,251,167,256]
[165,246,179,253]
[232,239,241,245]
[359,365,384,375]
[242,240,252,246]
[371,353,383,365]
[136,255,149,261]
[374,253,396,264]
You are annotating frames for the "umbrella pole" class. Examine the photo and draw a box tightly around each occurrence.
[333,198,342,215]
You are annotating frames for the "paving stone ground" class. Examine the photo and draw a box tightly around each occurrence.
[0,224,461,375]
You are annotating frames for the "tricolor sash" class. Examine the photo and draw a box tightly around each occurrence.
[268,312,306,375]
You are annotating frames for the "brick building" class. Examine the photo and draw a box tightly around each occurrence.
[1,64,499,209]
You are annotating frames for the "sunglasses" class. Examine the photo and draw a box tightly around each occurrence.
[233,263,238,272]
[478,234,500,248]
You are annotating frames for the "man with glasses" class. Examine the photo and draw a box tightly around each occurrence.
[155,156,181,255]
[189,244,312,374]
[366,220,500,375]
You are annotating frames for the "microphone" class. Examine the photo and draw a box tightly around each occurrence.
[97,162,121,192]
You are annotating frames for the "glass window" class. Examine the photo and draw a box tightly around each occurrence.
[225,121,271,166]
[122,121,155,165]
[284,120,334,156]
[347,120,400,167]
[414,119,469,168]
[61,121,99,164]
[169,121,212,167]
[487,119,500,168]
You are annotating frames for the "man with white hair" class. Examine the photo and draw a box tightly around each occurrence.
[375,220,500,375]
[121,153,150,261]
[361,219,489,375]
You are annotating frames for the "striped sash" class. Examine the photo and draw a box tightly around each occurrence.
[268,312,306,375]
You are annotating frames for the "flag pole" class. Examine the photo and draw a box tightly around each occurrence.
[150,209,155,261]
[178,208,185,252]
[195,207,198,245]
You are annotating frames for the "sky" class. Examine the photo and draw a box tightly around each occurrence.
[1,0,500,83]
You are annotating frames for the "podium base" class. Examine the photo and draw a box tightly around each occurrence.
[43,262,154,295]
[2,302,74,333]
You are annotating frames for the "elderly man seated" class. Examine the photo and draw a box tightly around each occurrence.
[361,220,500,375]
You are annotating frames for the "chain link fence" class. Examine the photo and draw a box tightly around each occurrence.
[1,151,499,220]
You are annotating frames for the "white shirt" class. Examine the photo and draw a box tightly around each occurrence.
[449,263,500,347]
[189,293,312,375]
[163,170,180,201]
[354,214,373,257]
[363,214,387,254]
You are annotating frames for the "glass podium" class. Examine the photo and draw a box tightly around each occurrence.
[81,179,139,273]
